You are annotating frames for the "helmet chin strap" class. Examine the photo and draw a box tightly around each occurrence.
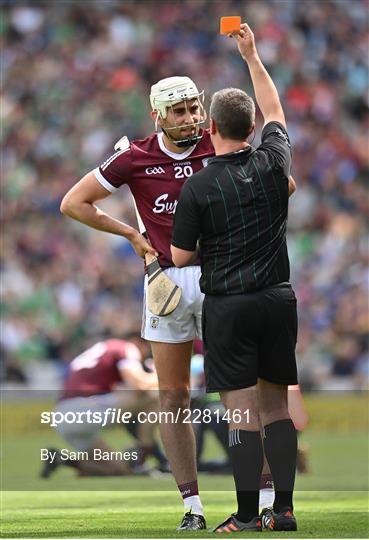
[162,128,202,148]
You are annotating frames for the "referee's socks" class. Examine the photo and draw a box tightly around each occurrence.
[229,429,263,523]
[263,419,297,512]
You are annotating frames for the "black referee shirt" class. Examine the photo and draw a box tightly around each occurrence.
[172,121,292,295]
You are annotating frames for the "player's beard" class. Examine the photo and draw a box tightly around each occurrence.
[163,123,202,148]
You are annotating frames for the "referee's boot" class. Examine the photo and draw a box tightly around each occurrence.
[177,510,206,531]
[212,514,262,533]
[260,507,297,531]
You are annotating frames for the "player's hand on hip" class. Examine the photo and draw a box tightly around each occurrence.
[131,230,158,259]
[231,23,257,61]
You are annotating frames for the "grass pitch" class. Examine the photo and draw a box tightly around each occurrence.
[1,394,368,537]
[1,489,368,538]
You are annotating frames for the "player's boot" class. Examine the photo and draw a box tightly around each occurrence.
[212,514,262,533]
[176,510,206,531]
[260,507,297,531]
[40,448,61,478]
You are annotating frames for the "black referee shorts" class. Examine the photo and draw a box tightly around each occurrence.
[202,283,298,392]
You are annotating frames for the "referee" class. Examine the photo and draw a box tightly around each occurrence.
[171,23,298,532]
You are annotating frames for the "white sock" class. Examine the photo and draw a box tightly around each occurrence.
[259,488,274,510]
[184,495,204,516]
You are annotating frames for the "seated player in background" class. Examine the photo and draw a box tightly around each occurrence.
[41,335,159,478]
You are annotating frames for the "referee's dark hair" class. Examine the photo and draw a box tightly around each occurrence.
[210,88,255,141]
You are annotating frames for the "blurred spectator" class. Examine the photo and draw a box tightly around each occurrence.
[2,0,368,390]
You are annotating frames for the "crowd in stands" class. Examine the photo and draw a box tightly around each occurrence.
[2,0,368,390]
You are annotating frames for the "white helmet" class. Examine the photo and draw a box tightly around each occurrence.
[150,76,206,147]
[150,76,202,119]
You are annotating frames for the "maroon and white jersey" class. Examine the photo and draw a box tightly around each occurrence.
[93,130,215,268]
[60,339,142,400]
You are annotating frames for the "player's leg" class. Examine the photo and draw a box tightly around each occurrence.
[151,340,205,521]
[124,419,169,470]
[72,439,132,476]
[288,384,310,473]
[143,266,206,530]
[116,389,159,455]
[259,451,274,510]
[288,384,308,431]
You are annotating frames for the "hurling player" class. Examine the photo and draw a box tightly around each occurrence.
[61,75,213,530]
[41,337,159,478]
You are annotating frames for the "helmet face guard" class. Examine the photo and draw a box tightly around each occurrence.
[150,76,207,148]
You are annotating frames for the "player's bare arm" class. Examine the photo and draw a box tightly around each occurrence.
[234,23,286,128]
[119,365,159,391]
[60,171,157,258]
[170,246,197,268]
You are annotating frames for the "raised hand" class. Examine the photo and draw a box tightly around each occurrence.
[231,23,257,61]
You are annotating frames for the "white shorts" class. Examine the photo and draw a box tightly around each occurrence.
[141,266,204,343]
[55,393,120,451]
